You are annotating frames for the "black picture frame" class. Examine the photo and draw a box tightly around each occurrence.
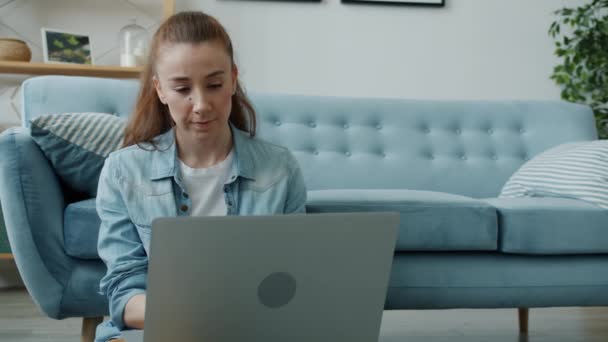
[342,0,444,6]
[225,0,321,2]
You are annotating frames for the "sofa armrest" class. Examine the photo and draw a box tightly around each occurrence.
[0,127,73,318]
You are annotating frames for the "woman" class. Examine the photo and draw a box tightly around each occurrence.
[95,11,306,341]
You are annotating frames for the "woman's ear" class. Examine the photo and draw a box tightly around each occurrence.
[153,76,167,104]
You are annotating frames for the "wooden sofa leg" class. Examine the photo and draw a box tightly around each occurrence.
[518,308,529,334]
[81,316,103,342]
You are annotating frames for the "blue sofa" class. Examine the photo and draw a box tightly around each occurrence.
[1,75,608,340]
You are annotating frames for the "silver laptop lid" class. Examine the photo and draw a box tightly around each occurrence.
[145,212,399,342]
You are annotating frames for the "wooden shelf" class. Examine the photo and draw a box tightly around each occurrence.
[0,0,175,78]
[0,253,13,260]
[0,61,142,79]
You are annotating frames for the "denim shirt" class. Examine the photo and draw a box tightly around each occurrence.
[95,125,307,342]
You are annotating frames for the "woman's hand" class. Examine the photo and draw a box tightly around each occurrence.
[124,293,146,329]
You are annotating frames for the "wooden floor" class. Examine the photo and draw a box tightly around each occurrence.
[1,288,608,342]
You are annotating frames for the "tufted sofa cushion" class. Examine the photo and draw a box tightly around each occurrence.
[23,77,597,199]
[253,96,596,198]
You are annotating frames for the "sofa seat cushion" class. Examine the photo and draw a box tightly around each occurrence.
[307,189,498,252]
[64,198,101,259]
[484,197,608,254]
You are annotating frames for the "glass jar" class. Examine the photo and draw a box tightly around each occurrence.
[119,18,147,67]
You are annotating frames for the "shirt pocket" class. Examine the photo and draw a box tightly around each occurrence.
[128,190,176,229]
[133,179,174,196]
[241,168,287,193]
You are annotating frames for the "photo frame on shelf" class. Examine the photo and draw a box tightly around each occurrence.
[342,0,443,6]
[41,28,94,65]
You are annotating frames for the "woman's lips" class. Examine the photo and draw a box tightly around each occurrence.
[192,119,214,128]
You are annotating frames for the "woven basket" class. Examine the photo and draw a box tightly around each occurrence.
[0,38,31,62]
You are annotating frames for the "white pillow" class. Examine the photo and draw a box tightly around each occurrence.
[499,140,608,209]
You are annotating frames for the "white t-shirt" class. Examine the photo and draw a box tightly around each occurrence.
[178,150,234,217]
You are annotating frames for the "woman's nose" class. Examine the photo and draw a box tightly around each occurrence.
[190,93,211,113]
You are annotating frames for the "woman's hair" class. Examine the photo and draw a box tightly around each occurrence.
[122,11,256,148]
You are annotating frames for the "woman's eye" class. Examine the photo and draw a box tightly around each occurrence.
[208,83,222,89]
[175,87,190,93]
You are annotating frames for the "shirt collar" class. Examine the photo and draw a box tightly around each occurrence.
[149,123,256,181]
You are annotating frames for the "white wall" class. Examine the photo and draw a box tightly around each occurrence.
[180,0,590,100]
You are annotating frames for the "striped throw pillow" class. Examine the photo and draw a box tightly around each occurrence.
[30,113,126,197]
[499,140,608,209]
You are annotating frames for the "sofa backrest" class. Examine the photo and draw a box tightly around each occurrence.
[22,76,597,198]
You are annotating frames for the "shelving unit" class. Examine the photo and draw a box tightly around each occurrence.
[0,0,175,79]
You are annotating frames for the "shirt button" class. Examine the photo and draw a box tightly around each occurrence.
[182,192,189,199]
[223,185,229,193]
[180,205,188,212]
[228,201,233,206]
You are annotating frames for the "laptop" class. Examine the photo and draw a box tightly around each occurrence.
[133,212,399,342]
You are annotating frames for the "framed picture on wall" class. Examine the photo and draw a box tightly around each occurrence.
[41,28,94,65]
[342,0,444,6]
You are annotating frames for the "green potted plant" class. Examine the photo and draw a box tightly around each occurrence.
[549,0,608,138]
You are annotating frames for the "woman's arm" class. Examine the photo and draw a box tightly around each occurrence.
[283,151,307,214]
[97,154,148,331]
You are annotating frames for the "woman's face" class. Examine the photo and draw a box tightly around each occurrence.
[153,41,237,144]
